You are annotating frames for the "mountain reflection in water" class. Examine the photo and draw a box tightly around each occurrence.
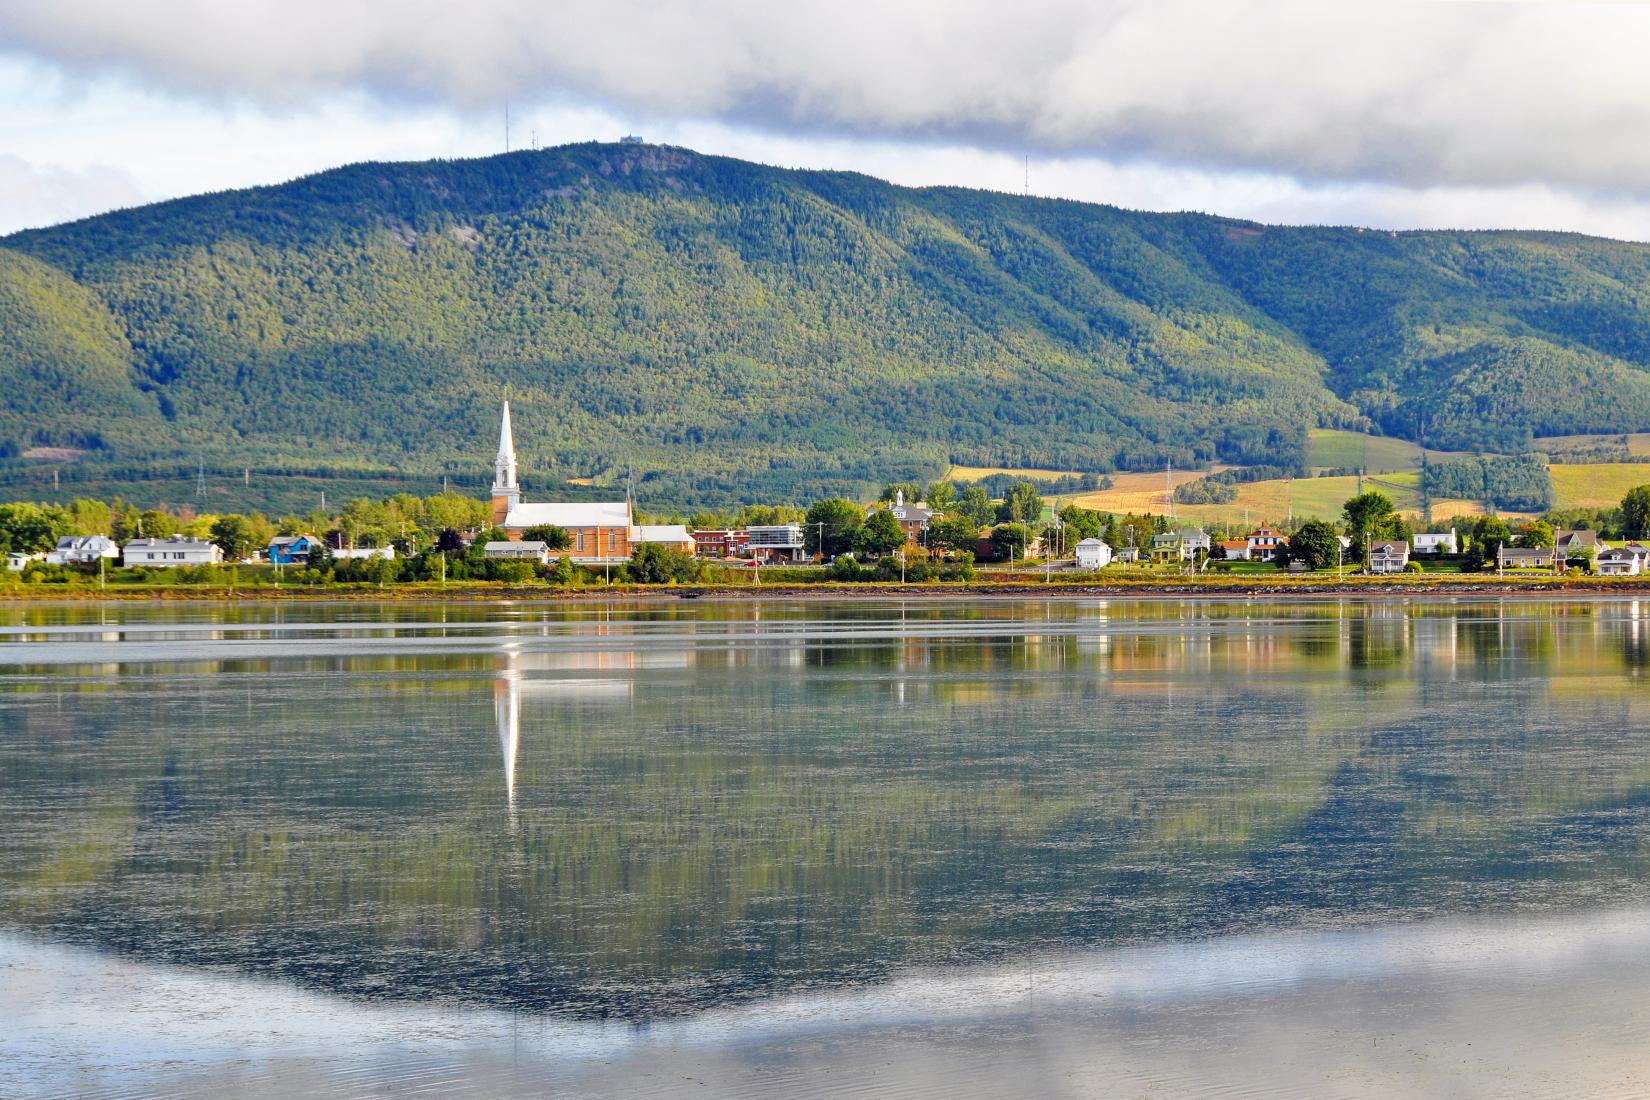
[2,597,1650,1031]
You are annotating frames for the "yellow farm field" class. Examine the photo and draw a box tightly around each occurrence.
[1073,470,1430,523]
[948,464,1086,482]
[1069,468,1220,514]
[1548,463,1650,510]
[1536,433,1650,458]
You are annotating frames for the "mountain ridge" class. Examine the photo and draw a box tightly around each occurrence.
[5,141,1650,507]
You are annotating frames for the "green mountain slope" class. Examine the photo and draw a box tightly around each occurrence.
[4,142,1650,507]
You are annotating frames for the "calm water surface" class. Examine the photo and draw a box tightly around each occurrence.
[2,596,1649,1097]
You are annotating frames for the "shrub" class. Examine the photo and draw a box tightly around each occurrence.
[628,543,702,584]
[828,554,867,581]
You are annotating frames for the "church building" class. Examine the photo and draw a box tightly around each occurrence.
[488,402,690,563]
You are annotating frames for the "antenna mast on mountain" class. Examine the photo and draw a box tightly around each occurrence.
[196,460,207,500]
[1167,459,1175,520]
[504,103,511,153]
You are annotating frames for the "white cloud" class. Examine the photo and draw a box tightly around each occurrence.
[0,153,145,233]
[2,5,1650,240]
[3,0,1650,195]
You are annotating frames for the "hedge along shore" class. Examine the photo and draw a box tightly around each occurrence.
[6,573,1650,602]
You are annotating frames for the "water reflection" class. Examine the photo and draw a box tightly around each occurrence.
[8,904,1650,1098]
[2,598,1650,1023]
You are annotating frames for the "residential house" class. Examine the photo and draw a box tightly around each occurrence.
[5,551,43,571]
[1217,538,1249,561]
[1412,528,1458,555]
[746,524,808,562]
[1150,527,1210,564]
[267,534,322,565]
[45,535,119,565]
[1114,547,1140,564]
[1553,529,1608,564]
[872,490,937,544]
[1368,540,1411,574]
[1074,538,1112,570]
[1595,546,1643,576]
[691,529,750,559]
[123,535,224,567]
[1498,546,1558,571]
[1245,526,1288,562]
[485,540,550,564]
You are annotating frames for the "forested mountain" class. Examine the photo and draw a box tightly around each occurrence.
[5,141,1650,506]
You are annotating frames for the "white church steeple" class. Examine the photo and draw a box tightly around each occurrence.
[490,400,520,524]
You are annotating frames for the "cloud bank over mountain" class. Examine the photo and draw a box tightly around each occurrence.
[4,0,1647,193]
[2,1,1647,237]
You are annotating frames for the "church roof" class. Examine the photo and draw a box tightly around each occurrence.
[504,501,631,529]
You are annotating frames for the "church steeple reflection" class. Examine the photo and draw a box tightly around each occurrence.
[492,645,640,823]
[495,651,521,823]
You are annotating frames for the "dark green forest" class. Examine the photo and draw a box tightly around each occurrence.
[6,141,1650,508]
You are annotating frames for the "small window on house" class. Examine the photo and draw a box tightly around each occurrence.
[608,531,617,553]
[576,531,584,551]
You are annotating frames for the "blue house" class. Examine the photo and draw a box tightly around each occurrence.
[267,534,321,565]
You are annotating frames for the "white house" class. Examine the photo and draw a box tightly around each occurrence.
[46,535,120,565]
[1245,526,1288,562]
[1074,538,1112,570]
[1368,540,1411,574]
[123,535,224,567]
[1596,546,1643,576]
[1412,529,1458,555]
[485,540,550,563]
[6,551,43,571]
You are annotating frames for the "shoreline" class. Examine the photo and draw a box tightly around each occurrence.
[6,576,1650,603]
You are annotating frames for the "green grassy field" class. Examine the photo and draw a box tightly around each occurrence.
[1305,429,1475,473]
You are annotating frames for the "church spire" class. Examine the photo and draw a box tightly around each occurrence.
[490,400,520,526]
[493,400,518,492]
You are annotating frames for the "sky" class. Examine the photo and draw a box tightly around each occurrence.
[4,0,1650,239]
